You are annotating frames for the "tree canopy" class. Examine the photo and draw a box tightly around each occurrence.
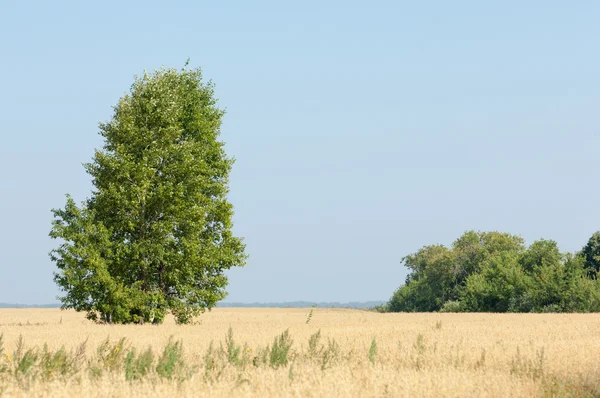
[388,230,600,313]
[50,66,246,324]
[581,231,600,277]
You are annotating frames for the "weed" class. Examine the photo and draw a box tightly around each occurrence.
[39,343,83,381]
[413,333,426,370]
[541,374,600,397]
[156,337,186,380]
[252,346,269,367]
[414,334,426,355]
[223,327,249,367]
[474,349,486,370]
[92,337,128,377]
[269,329,293,368]
[510,347,545,380]
[321,338,340,371]
[308,330,322,358]
[452,346,466,369]
[203,341,216,379]
[125,347,154,381]
[0,334,7,374]
[233,373,251,390]
[306,306,315,324]
[368,337,377,366]
[12,336,40,382]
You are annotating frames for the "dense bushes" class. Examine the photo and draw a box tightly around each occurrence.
[387,231,600,313]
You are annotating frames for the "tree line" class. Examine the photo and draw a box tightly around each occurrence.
[385,230,600,313]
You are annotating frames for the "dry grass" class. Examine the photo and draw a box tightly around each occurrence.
[1,308,599,397]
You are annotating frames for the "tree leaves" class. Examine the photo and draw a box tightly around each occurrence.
[50,66,246,324]
[388,230,600,313]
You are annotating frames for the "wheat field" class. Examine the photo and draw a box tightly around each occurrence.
[0,308,599,397]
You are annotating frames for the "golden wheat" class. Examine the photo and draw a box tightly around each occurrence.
[0,308,599,397]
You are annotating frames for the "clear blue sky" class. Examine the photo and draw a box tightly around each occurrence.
[1,1,598,304]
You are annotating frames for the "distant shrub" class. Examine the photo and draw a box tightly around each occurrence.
[371,304,389,313]
[439,300,463,313]
[540,304,562,313]
[387,230,600,313]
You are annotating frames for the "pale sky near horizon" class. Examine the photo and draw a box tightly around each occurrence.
[1,1,599,304]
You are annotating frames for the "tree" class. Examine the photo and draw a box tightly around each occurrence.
[560,254,600,312]
[50,66,247,324]
[387,231,526,312]
[461,252,532,312]
[581,231,600,277]
[387,231,600,313]
[452,230,525,284]
[518,239,561,273]
[397,245,456,311]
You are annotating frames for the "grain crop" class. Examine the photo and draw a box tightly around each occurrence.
[0,308,599,397]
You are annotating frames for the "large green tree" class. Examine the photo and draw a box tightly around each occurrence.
[50,66,246,324]
[581,231,600,277]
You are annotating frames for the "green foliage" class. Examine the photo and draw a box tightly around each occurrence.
[269,330,293,368]
[200,329,252,380]
[388,230,600,313]
[413,334,426,355]
[412,333,427,369]
[125,347,155,381]
[439,300,463,313]
[320,338,340,371]
[50,66,246,324]
[308,330,322,358]
[156,337,186,380]
[371,304,389,313]
[581,231,600,277]
[400,244,456,311]
[305,330,340,371]
[222,327,250,367]
[518,239,562,273]
[368,338,377,366]
[388,277,435,312]
[1,336,87,385]
[252,346,269,368]
[203,341,225,381]
[39,342,86,381]
[90,337,128,377]
[305,306,315,324]
[0,330,382,394]
[6,328,600,396]
[461,252,532,312]
[13,336,38,380]
[0,334,7,375]
[389,231,526,312]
